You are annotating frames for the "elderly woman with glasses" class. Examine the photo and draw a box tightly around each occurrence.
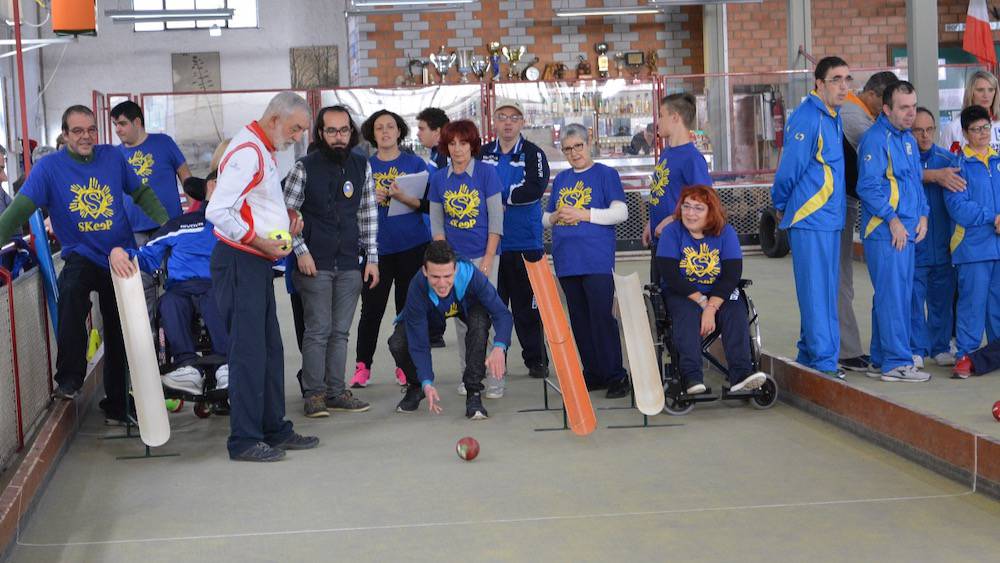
[542,123,631,399]
[656,185,766,395]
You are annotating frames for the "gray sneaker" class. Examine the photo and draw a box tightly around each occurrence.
[880,365,931,383]
[304,394,330,418]
[457,381,467,396]
[325,390,371,412]
[485,377,505,399]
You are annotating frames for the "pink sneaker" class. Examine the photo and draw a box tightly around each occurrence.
[394,367,407,386]
[350,362,371,388]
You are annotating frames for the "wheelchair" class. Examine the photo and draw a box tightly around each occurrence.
[151,269,230,419]
[644,279,778,415]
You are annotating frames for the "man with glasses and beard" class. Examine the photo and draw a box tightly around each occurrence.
[283,105,379,419]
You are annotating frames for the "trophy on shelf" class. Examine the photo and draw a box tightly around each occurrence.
[488,41,503,81]
[614,52,626,79]
[520,56,541,81]
[595,42,610,79]
[457,49,474,83]
[501,45,526,81]
[576,54,592,80]
[624,51,646,82]
[470,55,489,82]
[428,46,457,84]
[406,59,428,86]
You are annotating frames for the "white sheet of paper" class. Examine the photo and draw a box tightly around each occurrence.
[387,171,430,217]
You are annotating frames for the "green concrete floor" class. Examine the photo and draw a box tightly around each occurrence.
[8,259,1000,562]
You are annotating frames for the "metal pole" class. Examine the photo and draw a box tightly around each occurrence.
[12,0,32,177]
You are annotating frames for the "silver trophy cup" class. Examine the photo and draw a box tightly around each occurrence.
[457,49,473,83]
[428,46,458,84]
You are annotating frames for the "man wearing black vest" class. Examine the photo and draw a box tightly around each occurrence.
[284,105,379,418]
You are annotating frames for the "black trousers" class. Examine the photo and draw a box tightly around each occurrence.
[388,303,491,393]
[56,254,128,417]
[356,243,429,368]
[665,292,752,386]
[497,250,548,369]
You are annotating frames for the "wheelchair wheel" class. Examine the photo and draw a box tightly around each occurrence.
[663,393,695,416]
[759,207,790,258]
[750,378,778,410]
[744,293,763,372]
[194,402,212,418]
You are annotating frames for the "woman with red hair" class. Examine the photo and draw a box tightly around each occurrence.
[655,185,766,395]
[428,119,505,400]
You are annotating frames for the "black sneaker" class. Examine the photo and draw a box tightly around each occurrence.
[606,376,631,399]
[585,379,608,392]
[325,390,371,412]
[53,384,77,400]
[396,385,425,413]
[465,392,488,420]
[230,442,286,462]
[430,335,446,348]
[528,363,549,379]
[270,433,319,451]
[839,356,871,372]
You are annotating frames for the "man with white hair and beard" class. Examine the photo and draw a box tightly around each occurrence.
[206,92,319,462]
[283,105,379,418]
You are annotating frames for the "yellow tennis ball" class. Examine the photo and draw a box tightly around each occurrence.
[269,230,292,252]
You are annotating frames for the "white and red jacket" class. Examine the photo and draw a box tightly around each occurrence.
[206,121,290,258]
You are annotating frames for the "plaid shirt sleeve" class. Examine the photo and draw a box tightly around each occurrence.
[283,161,310,256]
[358,162,379,264]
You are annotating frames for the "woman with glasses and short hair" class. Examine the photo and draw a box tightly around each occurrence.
[542,123,631,399]
[656,185,766,395]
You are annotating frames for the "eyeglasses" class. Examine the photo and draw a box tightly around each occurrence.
[681,203,708,213]
[495,114,523,122]
[323,126,352,137]
[68,126,99,137]
[823,75,854,87]
[968,124,991,134]
[561,142,587,155]
[912,126,936,135]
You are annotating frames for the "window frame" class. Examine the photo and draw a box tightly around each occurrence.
[130,0,259,33]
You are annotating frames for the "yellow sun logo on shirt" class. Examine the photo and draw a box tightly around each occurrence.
[443,183,480,228]
[557,181,592,209]
[127,150,155,181]
[649,159,669,205]
[445,302,459,318]
[373,166,403,207]
[680,243,720,281]
[69,178,115,220]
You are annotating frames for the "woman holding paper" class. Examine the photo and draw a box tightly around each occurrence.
[352,110,432,388]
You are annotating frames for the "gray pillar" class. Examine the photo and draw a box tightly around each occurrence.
[906,0,939,119]
[787,0,812,103]
[703,4,731,171]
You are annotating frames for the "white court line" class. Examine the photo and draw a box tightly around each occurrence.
[16,490,974,549]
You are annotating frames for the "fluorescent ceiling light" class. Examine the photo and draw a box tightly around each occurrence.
[555,7,662,17]
[105,9,235,23]
[649,0,761,4]
[347,5,465,16]
[353,0,473,5]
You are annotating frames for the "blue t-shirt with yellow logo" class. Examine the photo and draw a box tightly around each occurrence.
[648,142,712,235]
[370,152,430,255]
[20,146,142,268]
[118,133,186,232]
[429,160,502,260]
[546,163,626,277]
[656,221,741,293]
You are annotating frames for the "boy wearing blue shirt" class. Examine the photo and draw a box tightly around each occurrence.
[857,81,930,382]
[389,241,512,420]
[0,105,168,424]
[911,108,958,367]
[481,100,551,390]
[644,92,713,285]
[771,56,849,377]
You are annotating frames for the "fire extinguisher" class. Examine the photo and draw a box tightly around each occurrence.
[772,92,785,148]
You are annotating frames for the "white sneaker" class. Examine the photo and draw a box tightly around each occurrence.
[215,364,229,390]
[933,352,956,366]
[949,338,958,356]
[880,365,931,383]
[162,365,204,395]
[457,382,467,396]
[730,372,767,392]
[485,378,505,399]
[686,383,707,395]
[912,355,925,369]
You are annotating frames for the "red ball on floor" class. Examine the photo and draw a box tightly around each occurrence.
[993,401,1000,422]
[456,437,480,461]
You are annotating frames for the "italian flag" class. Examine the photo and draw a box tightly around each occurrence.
[964,0,997,66]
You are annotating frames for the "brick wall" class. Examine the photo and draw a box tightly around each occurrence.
[347,0,704,87]
[728,0,977,73]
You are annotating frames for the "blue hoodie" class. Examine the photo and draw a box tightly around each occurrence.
[944,146,1000,264]
[771,92,846,231]
[480,135,550,252]
[917,144,956,267]
[397,259,514,386]
[856,114,929,241]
